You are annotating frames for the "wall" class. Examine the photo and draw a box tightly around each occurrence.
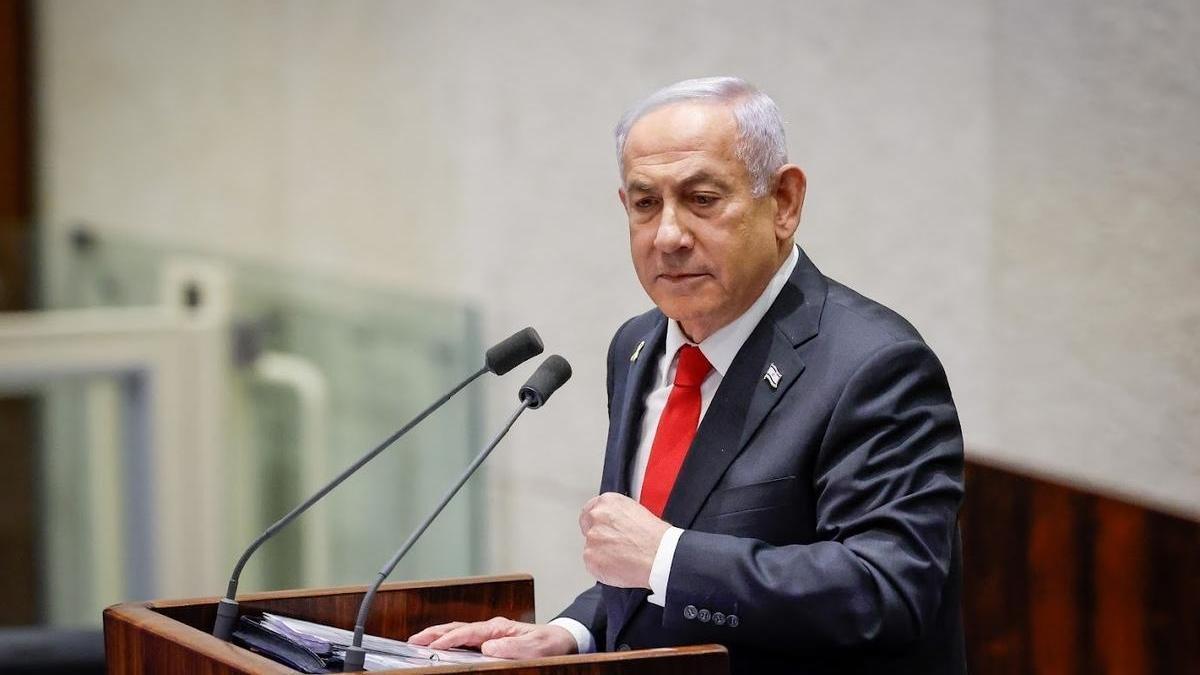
[34,0,1197,617]
[993,0,1200,519]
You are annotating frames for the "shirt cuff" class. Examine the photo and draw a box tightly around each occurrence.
[547,617,594,654]
[646,526,684,607]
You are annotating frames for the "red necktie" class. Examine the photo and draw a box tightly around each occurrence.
[640,345,712,518]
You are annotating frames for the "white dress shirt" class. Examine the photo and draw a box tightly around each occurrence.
[552,245,800,653]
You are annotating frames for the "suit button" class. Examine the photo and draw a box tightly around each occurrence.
[683,605,698,620]
[712,612,726,626]
[698,609,711,623]
[617,643,631,651]
[727,614,739,628]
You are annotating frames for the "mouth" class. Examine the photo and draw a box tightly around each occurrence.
[657,272,710,284]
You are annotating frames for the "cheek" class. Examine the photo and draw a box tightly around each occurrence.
[629,235,660,290]
[629,229,653,263]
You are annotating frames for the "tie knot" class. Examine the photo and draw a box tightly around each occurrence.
[674,345,712,388]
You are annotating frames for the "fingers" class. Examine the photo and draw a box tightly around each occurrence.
[425,617,522,651]
[579,495,601,533]
[480,625,576,659]
[480,635,532,659]
[406,621,464,645]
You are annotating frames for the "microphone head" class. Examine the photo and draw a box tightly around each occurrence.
[519,355,572,409]
[485,327,544,376]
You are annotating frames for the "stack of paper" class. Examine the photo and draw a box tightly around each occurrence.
[251,612,502,671]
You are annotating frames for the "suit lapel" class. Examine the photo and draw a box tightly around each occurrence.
[602,317,667,496]
[612,318,802,639]
[661,251,827,530]
[660,319,804,529]
[602,317,664,642]
[612,248,828,643]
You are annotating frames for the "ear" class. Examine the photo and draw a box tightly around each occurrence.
[772,165,806,241]
[618,187,629,212]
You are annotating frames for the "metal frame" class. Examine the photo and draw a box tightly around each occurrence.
[0,259,230,608]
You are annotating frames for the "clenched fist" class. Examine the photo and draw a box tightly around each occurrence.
[579,492,670,588]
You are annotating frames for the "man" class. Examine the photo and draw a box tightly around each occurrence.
[409,77,966,674]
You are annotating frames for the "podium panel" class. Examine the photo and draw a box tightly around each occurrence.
[103,574,729,674]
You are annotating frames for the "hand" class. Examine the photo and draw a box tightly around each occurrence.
[407,617,576,659]
[580,492,671,589]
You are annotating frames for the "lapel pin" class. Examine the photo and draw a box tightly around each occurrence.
[630,340,646,363]
[764,363,782,389]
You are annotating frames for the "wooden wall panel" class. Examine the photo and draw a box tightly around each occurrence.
[962,460,1200,675]
[961,461,1031,673]
[1026,485,1080,674]
[0,0,37,627]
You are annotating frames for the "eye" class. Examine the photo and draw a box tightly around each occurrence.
[634,197,659,210]
[693,193,719,207]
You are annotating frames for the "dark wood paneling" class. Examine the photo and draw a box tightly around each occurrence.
[962,460,1200,675]
[0,0,37,628]
[0,397,37,626]
[960,461,1031,673]
[1026,485,1080,673]
[0,0,32,232]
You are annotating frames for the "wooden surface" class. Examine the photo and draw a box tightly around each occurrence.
[961,460,1200,674]
[104,574,729,674]
[0,0,36,627]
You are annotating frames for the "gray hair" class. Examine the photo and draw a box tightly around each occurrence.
[614,76,788,197]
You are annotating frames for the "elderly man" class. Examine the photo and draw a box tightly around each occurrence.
[410,77,966,674]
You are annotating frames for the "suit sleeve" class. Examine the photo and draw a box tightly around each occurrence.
[555,583,607,647]
[662,339,964,649]
[553,323,630,645]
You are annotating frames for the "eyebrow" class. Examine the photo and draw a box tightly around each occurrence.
[626,171,732,193]
[680,171,732,192]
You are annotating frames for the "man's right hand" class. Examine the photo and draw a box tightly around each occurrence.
[407,617,577,659]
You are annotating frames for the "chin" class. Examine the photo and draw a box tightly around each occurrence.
[656,300,712,325]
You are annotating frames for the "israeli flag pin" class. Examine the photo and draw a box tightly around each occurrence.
[764,363,782,389]
[630,340,646,363]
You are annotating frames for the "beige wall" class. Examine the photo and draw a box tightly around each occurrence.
[993,0,1200,516]
[36,0,1198,615]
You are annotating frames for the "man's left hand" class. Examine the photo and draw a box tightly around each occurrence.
[579,492,670,589]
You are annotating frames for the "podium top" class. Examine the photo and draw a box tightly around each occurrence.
[103,574,728,674]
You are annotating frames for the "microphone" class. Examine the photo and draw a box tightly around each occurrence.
[486,328,545,375]
[518,354,571,408]
[212,327,544,641]
[342,355,572,671]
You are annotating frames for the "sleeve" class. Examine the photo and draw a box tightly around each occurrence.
[646,526,684,606]
[547,617,595,654]
[555,583,606,650]
[661,340,964,649]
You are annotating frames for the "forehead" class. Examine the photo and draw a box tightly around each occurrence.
[621,102,745,186]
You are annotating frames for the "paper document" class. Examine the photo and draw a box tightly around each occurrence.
[261,613,503,671]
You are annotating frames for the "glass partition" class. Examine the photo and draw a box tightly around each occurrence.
[34,227,484,625]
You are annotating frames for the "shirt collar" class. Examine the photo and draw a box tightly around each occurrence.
[662,244,800,382]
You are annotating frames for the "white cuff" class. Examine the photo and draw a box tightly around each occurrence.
[548,617,595,654]
[646,527,683,607]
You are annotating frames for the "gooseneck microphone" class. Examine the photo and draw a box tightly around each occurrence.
[212,328,544,641]
[342,355,572,671]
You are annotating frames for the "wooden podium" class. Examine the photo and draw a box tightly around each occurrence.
[103,574,729,673]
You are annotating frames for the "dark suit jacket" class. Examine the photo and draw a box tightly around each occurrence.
[559,248,966,674]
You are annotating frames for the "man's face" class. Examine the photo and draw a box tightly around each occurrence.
[620,102,787,343]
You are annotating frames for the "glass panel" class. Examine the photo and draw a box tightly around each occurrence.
[38,227,483,625]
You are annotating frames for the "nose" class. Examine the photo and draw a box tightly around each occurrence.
[653,204,691,253]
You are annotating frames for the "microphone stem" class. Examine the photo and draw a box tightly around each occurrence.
[222,364,489,603]
[348,400,532,654]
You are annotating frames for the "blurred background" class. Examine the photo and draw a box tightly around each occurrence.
[0,0,1196,673]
